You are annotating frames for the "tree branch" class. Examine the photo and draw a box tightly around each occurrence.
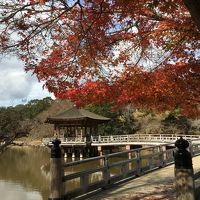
[182,0,200,31]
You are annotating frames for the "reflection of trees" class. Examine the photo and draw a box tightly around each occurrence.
[0,147,50,199]
[0,147,157,199]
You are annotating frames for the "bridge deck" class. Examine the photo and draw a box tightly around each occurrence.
[87,155,200,200]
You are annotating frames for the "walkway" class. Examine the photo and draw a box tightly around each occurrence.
[87,156,200,200]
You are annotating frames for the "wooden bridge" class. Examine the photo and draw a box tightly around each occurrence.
[43,134,200,158]
[43,134,200,146]
[48,136,200,200]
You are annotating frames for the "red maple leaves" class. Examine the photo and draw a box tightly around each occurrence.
[56,62,200,117]
[0,1,199,117]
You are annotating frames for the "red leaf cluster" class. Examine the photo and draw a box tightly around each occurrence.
[0,1,199,117]
[57,62,200,117]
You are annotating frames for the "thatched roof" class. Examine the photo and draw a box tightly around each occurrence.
[46,107,110,127]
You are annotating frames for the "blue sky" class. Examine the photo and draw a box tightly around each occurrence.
[0,56,54,107]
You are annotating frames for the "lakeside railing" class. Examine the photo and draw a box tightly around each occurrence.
[48,138,200,200]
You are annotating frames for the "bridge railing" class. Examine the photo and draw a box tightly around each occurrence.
[61,144,176,199]
[63,137,86,143]
[48,138,200,200]
[43,134,200,146]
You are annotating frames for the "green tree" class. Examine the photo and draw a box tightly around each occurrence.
[85,104,140,135]
[0,97,53,152]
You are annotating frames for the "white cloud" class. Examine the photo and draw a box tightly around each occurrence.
[0,70,32,100]
[0,56,54,107]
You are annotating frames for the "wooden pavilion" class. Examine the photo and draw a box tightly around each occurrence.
[46,107,110,139]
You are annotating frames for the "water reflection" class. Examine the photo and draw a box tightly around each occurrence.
[0,181,42,200]
[0,147,50,200]
[0,146,159,200]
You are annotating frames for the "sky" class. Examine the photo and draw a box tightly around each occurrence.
[0,56,54,107]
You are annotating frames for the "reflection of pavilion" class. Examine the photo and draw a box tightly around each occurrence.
[46,106,110,158]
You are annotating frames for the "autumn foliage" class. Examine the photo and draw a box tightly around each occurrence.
[57,62,199,117]
[0,0,199,117]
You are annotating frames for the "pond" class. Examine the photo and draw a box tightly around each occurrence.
[0,146,114,200]
[0,146,158,199]
[0,147,50,200]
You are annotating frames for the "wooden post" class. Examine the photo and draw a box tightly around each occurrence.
[98,146,103,156]
[72,152,75,159]
[121,163,128,178]
[49,139,64,200]
[64,152,67,159]
[159,145,167,167]
[174,137,195,200]
[80,174,89,192]
[135,150,142,176]
[126,145,132,170]
[188,140,193,156]
[80,152,83,159]
[126,145,131,151]
[85,133,92,158]
[102,156,110,189]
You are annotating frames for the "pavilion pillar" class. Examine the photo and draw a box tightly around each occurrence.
[53,125,56,137]
[54,125,60,138]
[75,127,77,137]
[73,127,76,137]
[80,127,83,138]
[57,125,61,139]
[94,127,98,135]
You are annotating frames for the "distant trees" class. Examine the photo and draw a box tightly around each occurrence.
[23,97,53,119]
[161,112,191,135]
[86,104,200,136]
[85,104,140,135]
[0,97,53,152]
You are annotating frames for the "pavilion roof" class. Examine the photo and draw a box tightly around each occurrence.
[46,107,110,126]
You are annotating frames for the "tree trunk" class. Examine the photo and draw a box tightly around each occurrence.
[183,0,200,31]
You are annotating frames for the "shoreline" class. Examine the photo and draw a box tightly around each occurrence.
[12,139,45,147]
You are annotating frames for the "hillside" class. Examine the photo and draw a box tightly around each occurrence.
[16,101,200,146]
[17,99,73,145]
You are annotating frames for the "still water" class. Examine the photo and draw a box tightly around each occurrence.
[0,147,113,200]
[0,146,157,200]
[0,147,50,200]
